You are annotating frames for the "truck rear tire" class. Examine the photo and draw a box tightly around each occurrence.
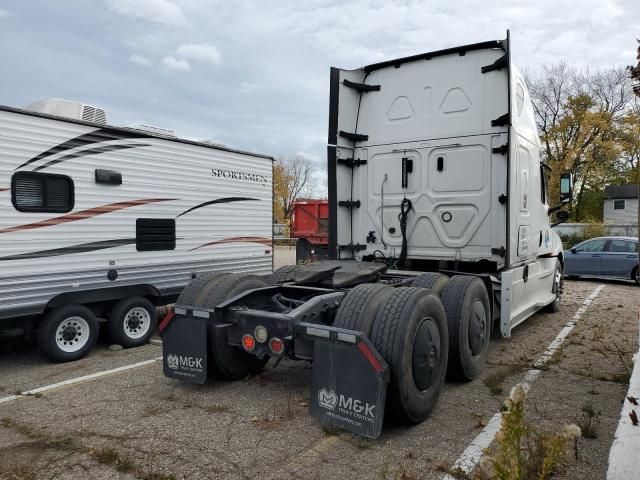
[412,273,449,296]
[370,287,448,423]
[333,283,394,336]
[108,296,157,348]
[441,275,490,381]
[37,305,99,362]
[267,265,300,284]
[177,272,231,305]
[196,274,270,380]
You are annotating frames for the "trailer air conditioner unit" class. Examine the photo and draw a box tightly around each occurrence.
[24,98,108,125]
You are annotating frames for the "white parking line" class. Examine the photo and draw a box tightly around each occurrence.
[0,356,163,405]
[443,284,604,479]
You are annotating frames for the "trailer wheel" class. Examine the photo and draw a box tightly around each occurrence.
[267,265,300,284]
[412,273,449,296]
[37,305,99,362]
[198,274,270,380]
[108,297,157,348]
[370,287,448,423]
[441,275,490,381]
[177,272,231,306]
[333,283,394,336]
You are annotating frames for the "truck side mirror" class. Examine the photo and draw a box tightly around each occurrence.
[559,172,572,203]
[551,209,569,228]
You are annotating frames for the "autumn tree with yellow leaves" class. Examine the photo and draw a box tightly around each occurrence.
[527,63,640,221]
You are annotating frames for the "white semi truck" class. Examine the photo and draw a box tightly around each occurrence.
[162,33,572,438]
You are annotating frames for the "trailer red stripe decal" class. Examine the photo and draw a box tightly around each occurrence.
[357,341,383,373]
[0,198,175,234]
[189,236,273,251]
[0,188,8,192]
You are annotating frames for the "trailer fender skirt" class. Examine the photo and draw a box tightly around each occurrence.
[162,314,208,384]
[309,334,389,439]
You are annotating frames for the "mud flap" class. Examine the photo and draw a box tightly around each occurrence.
[309,335,389,439]
[162,315,208,384]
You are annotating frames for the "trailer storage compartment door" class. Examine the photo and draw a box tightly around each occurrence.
[328,38,511,267]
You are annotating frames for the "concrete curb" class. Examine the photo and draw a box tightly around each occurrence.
[606,308,640,479]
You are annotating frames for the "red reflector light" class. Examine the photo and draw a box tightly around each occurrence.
[357,341,383,373]
[269,337,284,354]
[242,334,256,351]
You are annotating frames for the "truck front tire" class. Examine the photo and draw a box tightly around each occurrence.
[38,305,99,362]
[441,275,491,381]
[108,297,157,348]
[370,287,448,423]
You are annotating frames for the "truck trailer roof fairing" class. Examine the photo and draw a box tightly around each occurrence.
[162,33,570,439]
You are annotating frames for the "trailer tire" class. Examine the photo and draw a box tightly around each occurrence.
[333,283,395,336]
[412,273,449,296]
[198,274,270,380]
[370,287,448,423]
[177,272,231,306]
[108,297,157,348]
[267,265,300,284]
[441,275,490,381]
[37,305,99,362]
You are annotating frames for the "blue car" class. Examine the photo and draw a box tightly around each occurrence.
[564,236,639,285]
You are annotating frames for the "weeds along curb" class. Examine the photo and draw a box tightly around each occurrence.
[606,307,640,479]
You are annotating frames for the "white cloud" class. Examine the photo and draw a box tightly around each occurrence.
[162,55,191,71]
[128,53,152,66]
[0,8,9,17]
[240,82,259,94]
[107,0,186,26]
[175,43,221,65]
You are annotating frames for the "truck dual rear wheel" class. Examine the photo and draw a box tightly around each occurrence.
[108,297,157,348]
[37,305,99,362]
[185,273,270,380]
[412,273,449,296]
[370,287,448,423]
[267,265,300,284]
[441,275,491,381]
[333,283,395,336]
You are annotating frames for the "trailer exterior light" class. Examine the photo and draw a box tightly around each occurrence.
[254,325,268,343]
[242,334,256,351]
[269,337,284,355]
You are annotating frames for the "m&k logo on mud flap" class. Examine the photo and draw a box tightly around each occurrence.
[167,354,179,370]
[318,388,376,423]
[166,354,203,371]
[318,388,338,410]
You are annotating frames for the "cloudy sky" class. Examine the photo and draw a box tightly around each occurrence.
[0,0,637,192]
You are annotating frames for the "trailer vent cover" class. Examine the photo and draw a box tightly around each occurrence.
[136,218,176,251]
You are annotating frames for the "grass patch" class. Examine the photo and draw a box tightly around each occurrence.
[476,384,581,480]
[577,401,599,439]
[2,417,175,480]
[204,403,231,414]
[0,464,37,480]
[483,363,527,395]
[1,417,76,451]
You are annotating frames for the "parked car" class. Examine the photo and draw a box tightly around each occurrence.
[564,236,639,285]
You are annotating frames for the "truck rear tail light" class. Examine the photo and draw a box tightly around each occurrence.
[254,325,268,343]
[242,334,256,352]
[269,337,284,355]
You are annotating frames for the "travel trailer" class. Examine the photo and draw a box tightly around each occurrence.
[0,99,273,362]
